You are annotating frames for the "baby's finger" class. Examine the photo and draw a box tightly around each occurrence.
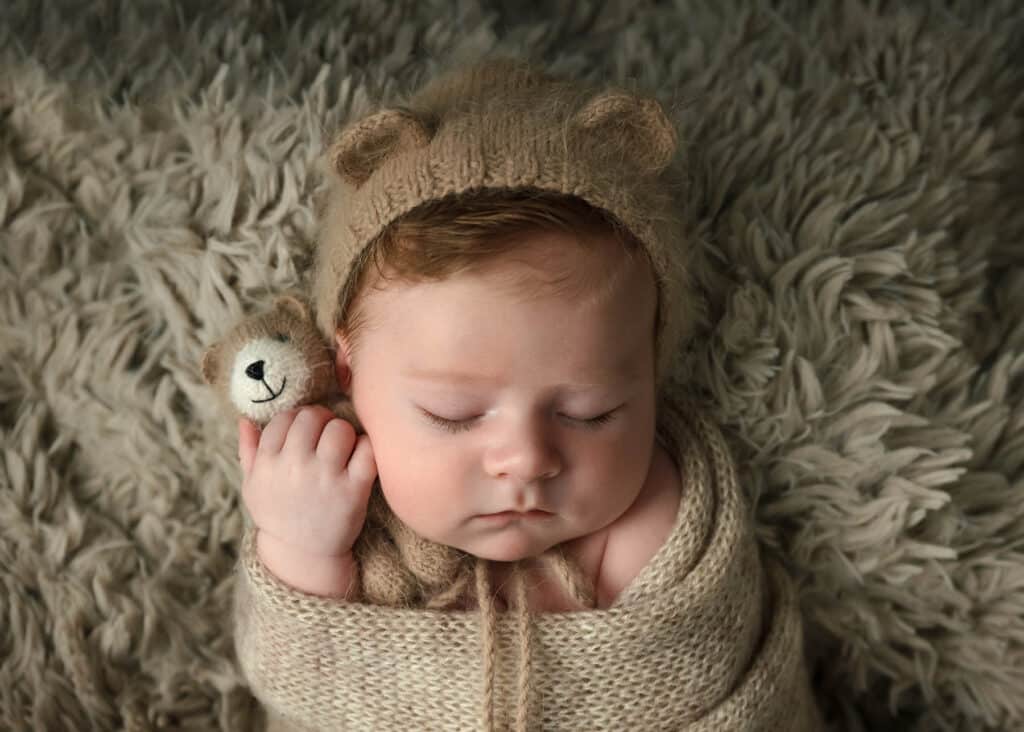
[238,417,260,477]
[316,418,357,467]
[283,405,336,455]
[258,409,299,455]
[346,434,378,488]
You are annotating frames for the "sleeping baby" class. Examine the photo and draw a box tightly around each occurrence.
[227,57,822,731]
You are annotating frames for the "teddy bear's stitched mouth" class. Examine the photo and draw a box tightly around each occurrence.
[251,377,287,403]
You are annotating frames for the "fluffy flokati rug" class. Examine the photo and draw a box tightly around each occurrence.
[2,0,1022,729]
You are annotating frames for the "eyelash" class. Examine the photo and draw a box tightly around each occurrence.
[419,408,619,434]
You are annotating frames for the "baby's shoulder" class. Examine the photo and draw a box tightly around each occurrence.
[593,442,682,606]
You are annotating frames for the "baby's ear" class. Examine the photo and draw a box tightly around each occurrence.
[333,331,353,391]
[273,294,312,322]
[328,107,434,188]
[572,90,677,173]
[200,344,220,385]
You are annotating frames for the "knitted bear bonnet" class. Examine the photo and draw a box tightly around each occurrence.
[313,56,697,385]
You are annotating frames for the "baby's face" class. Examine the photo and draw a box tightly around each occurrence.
[337,230,659,562]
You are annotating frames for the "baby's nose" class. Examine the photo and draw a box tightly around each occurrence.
[245,360,265,380]
[484,423,561,483]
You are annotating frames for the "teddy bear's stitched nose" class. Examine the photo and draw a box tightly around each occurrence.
[245,360,265,380]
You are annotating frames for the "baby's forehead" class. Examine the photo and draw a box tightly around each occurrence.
[361,246,653,342]
[332,227,657,355]
[470,228,648,292]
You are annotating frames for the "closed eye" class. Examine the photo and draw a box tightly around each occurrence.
[560,408,619,429]
[419,407,620,434]
[419,409,479,434]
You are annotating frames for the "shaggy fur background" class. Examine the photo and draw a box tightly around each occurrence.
[2,0,1022,729]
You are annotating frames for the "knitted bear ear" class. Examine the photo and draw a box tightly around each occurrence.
[572,91,677,173]
[273,294,311,322]
[200,344,221,385]
[328,107,434,187]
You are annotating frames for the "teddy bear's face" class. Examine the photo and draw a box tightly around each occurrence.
[228,332,312,422]
[201,296,335,425]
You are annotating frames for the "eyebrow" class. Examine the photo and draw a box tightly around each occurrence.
[402,369,502,386]
[402,362,643,388]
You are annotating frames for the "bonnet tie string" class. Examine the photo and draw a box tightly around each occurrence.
[474,558,534,732]
[475,558,499,730]
[511,563,533,732]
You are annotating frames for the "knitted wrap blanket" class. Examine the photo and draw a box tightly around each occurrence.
[233,400,821,730]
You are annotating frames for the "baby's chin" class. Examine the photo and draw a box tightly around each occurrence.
[445,530,563,563]
[393,510,573,561]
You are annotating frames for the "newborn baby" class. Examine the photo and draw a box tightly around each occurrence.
[231,57,821,732]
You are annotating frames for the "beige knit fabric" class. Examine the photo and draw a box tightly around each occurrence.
[234,396,821,730]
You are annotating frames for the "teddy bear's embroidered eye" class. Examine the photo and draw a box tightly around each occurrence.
[275,333,290,343]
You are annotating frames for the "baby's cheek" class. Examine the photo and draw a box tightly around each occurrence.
[587,437,652,515]
[376,444,454,527]
[374,447,418,507]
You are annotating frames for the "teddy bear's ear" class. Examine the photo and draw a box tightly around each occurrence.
[200,344,220,385]
[273,295,311,322]
[328,107,434,188]
[571,90,677,173]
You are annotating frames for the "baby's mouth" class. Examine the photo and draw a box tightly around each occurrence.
[476,509,554,521]
[251,377,287,403]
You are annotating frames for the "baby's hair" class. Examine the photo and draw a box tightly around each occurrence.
[337,188,657,359]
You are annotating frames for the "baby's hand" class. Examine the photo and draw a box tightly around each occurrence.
[237,405,376,559]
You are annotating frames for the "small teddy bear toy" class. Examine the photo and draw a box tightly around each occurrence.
[199,294,358,429]
[199,292,453,608]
